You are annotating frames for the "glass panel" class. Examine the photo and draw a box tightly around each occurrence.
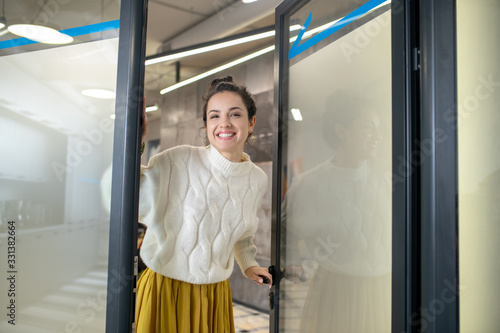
[279,1,392,332]
[0,1,120,331]
[457,1,500,331]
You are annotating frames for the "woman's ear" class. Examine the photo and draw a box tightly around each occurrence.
[249,116,256,132]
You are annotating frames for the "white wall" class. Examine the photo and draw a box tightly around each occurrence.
[458,1,500,331]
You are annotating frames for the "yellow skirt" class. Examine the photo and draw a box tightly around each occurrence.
[136,268,235,333]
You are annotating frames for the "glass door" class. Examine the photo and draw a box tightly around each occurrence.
[271,0,400,331]
[0,0,146,332]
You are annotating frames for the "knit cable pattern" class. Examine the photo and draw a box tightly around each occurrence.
[139,145,267,284]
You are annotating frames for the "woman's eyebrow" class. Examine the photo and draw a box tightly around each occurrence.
[209,107,243,113]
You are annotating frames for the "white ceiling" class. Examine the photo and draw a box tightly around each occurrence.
[146,0,228,56]
[143,0,280,119]
[0,0,280,122]
[145,0,278,55]
[0,0,390,133]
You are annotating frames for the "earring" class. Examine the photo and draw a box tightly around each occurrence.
[246,132,256,146]
[203,135,210,149]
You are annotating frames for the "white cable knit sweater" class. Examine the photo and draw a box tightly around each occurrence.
[138,145,267,284]
[283,158,391,277]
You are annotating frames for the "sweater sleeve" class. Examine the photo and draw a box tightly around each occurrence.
[233,171,267,274]
[138,152,170,227]
[234,234,259,274]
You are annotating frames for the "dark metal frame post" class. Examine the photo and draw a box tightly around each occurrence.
[271,1,290,331]
[391,0,418,331]
[271,0,303,331]
[419,0,458,332]
[105,0,148,332]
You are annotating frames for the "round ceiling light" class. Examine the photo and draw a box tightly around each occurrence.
[8,24,73,44]
[82,89,116,99]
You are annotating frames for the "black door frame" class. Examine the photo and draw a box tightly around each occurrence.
[105,0,148,332]
[271,0,459,332]
[270,0,294,331]
[418,0,459,332]
[392,0,417,331]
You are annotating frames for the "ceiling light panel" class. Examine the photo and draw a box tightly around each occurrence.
[8,24,73,44]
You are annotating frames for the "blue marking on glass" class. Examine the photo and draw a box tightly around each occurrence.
[288,0,387,60]
[0,20,120,50]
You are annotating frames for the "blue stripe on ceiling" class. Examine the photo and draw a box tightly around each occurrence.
[0,20,120,50]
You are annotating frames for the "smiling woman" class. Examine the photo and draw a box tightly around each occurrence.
[135,76,271,333]
[203,77,257,162]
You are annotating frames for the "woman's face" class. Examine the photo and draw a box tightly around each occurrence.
[205,91,256,162]
[336,108,382,163]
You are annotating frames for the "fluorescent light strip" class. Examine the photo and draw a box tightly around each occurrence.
[158,22,312,94]
[146,105,158,112]
[159,1,391,94]
[159,22,317,94]
[158,20,342,94]
[147,25,302,66]
[147,31,274,65]
[160,45,274,94]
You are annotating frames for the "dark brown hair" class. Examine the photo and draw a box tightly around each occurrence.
[202,76,257,126]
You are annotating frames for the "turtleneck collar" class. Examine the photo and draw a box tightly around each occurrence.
[329,158,368,182]
[206,146,253,177]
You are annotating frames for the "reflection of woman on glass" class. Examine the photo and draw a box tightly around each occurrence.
[283,91,391,332]
[135,76,272,333]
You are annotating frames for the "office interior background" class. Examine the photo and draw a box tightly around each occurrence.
[0,0,499,332]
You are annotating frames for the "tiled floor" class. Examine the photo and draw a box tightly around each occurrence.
[233,302,269,333]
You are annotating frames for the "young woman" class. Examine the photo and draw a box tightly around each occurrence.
[135,76,272,333]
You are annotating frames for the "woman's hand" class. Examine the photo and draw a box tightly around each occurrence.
[142,98,149,142]
[244,266,273,288]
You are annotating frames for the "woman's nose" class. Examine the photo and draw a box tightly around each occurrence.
[220,117,232,127]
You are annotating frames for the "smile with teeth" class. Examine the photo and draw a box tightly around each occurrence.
[218,132,235,138]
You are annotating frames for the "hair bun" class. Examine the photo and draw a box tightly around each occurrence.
[209,76,234,89]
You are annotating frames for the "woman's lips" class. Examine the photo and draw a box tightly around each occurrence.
[217,131,236,140]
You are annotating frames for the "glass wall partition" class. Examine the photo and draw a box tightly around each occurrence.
[273,0,393,331]
[457,0,500,331]
[0,1,120,331]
